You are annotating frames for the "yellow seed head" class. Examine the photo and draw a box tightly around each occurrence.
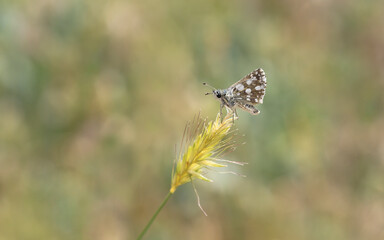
[170,113,238,193]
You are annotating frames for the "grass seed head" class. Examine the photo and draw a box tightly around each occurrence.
[170,112,240,193]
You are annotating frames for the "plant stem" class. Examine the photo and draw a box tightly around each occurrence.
[136,192,173,240]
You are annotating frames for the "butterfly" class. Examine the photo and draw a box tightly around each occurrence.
[204,68,267,117]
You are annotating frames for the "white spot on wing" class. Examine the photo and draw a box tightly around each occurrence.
[236,84,244,91]
[245,88,251,94]
[246,79,252,85]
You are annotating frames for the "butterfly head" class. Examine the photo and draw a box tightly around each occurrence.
[213,90,221,98]
[203,83,227,101]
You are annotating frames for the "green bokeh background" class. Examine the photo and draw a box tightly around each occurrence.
[1,0,383,239]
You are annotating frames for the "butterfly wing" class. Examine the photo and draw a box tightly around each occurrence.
[230,68,267,104]
[236,102,260,115]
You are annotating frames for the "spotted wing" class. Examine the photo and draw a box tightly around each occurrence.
[230,68,267,104]
[236,102,260,115]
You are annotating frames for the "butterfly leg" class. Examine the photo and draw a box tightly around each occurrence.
[232,109,238,123]
[219,103,224,122]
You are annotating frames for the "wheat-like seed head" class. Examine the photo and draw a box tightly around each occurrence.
[170,113,239,193]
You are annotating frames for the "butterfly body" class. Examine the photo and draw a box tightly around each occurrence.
[207,68,267,116]
[213,89,235,108]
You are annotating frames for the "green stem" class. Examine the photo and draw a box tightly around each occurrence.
[136,192,173,240]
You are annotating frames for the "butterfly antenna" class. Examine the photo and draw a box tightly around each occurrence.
[203,82,216,95]
[202,82,216,90]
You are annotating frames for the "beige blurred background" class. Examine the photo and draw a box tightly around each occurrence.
[1,0,384,239]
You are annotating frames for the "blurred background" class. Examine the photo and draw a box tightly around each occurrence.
[1,0,384,239]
